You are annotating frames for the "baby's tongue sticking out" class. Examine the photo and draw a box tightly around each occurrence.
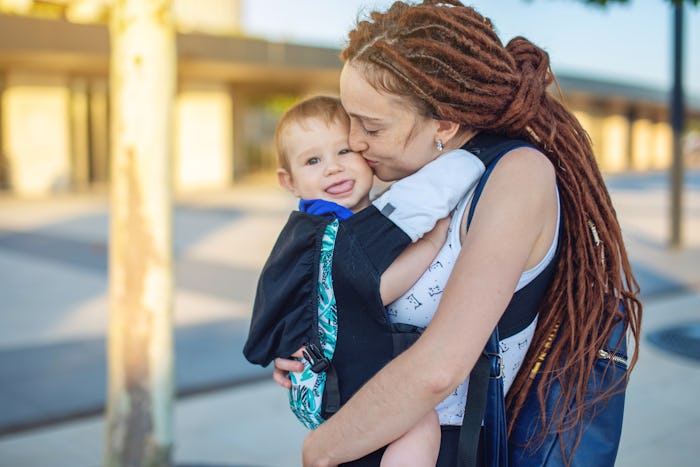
[326,180,354,195]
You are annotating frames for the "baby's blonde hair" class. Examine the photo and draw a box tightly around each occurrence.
[275,95,350,172]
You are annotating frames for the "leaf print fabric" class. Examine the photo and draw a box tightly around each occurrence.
[288,220,339,429]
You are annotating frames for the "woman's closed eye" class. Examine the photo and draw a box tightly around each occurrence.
[349,116,380,136]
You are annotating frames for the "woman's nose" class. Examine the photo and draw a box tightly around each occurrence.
[348,123,369,153]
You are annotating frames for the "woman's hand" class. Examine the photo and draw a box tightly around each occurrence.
[272,347,305,388]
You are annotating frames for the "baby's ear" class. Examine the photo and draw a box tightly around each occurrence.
[277,168,297,195]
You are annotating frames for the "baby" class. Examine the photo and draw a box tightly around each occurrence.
[245,95,485,466]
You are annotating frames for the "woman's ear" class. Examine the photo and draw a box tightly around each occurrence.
[277,168,297,195]
[435,119,462,147]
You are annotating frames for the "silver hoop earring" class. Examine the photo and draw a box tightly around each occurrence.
[436,139,444,152]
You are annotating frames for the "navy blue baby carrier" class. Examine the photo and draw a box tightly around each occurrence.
[243,200,420,425]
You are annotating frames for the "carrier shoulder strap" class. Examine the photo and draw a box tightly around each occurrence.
[463,132,530,169]
[458,134,534,467]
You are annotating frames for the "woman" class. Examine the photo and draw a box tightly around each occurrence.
[273,1,642,465]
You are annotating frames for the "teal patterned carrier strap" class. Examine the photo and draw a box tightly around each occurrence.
[288,219,339,429]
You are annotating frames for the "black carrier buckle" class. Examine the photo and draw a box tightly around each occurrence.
[303,343,330,373]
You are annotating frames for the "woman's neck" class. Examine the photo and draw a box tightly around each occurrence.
[447,128,479,151]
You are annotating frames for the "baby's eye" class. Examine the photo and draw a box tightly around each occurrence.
[339,148,351,155]
[305,157,320,166]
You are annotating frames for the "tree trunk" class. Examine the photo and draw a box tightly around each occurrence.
[105,0,176,466]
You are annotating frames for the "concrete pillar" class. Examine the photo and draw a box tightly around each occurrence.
[230,86,249,182]
[69,77,90,190]
[573,108,605,168]
[573,109,595,143]
[2,72,71,196]
[652,119,672,170]
[630,117,655,171]
[0,72,7,189]
[600,112,630,173]
[89,78,111,186]
[173,82,232,192]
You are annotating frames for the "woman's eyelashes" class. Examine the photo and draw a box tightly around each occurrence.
[350,116,380,136]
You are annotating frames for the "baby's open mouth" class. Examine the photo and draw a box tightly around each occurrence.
[326,180,354,195]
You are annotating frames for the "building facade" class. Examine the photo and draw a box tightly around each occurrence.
[0,8,699,197]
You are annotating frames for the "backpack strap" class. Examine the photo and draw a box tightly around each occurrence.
[463,132,531,169]
[457,134,534,467]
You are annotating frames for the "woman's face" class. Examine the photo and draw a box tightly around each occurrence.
[339,63,439,182]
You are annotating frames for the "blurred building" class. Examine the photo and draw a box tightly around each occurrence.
[0,0,699,197]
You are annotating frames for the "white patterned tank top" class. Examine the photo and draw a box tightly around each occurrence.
[386,187,560,425]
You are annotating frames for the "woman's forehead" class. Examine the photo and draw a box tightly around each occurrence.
[340,63,409,120]
[339,64,377,108]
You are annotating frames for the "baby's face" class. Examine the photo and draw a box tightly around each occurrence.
[282,118,374,212]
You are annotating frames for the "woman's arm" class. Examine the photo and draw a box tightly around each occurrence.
[301,148,558,466]
[379,216,450,305]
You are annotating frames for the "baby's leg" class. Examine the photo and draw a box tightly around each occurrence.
[380,410,440,467]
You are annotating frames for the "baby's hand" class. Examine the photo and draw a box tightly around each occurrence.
[272,346,305,389]
[421,216,451,250]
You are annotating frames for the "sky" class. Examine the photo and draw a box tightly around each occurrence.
[241,0,700,98]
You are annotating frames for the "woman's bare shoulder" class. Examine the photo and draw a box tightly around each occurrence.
[459,144,557,238]
[494,146,556,188]
[460,145,557,252]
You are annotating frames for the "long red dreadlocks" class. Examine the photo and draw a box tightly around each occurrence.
[342,0,642,463]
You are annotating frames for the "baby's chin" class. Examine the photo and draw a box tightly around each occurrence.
[347,200,371,213]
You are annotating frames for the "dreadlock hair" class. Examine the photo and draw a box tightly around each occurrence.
[342,0,642,463]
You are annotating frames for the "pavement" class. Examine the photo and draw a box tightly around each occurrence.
[0,170,699,467]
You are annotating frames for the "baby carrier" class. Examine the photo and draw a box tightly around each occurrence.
[243,147,500,429]
[244,205,418,427]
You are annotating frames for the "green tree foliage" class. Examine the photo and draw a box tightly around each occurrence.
[581,0,698,5]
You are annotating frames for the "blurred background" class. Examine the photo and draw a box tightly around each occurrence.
[0,0,699,466]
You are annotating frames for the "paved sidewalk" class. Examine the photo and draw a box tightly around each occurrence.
[0,293,697,467]
[0,170,698,466]
[0,181,294,434]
